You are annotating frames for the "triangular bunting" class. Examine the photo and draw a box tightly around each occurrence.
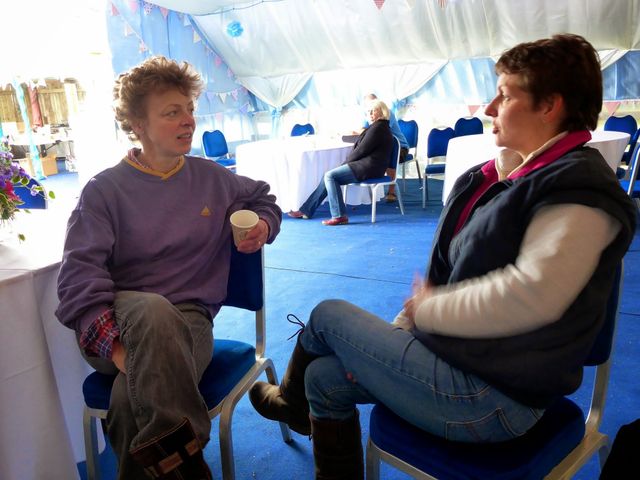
[604,101,621,115]
[182,14,190,27]
[215,112,224,122]
[219,92,228,103]
[138,40,148,53]
[193,30,201,43]
[373,0,385,9]
[205,91,216,104]
[143,2,154,15]
[128,0,139,14]
[214,55,222,67]
[226,67,234,78]
[468,105,481,116]
[110,2,120,16]
[160,7,169,18]
[231,89,239,101]
[124,23,134,37]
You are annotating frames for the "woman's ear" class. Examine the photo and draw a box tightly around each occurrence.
[541,94,566,125]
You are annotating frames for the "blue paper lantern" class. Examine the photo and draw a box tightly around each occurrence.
[226,21,243,38]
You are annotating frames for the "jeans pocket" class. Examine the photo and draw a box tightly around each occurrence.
[444,408,519,442]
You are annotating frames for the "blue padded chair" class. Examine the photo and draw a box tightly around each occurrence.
[422,126,455,208]
[202,130,236,170]
[344,137,404,223]
[397,119,422,190]
[453,116,483,137]
[620,142,640,211]
[622,128,639,166]
[366,262,624,480]
[14,176,48,209]
[290,123,315,137]
[82,246,291,480]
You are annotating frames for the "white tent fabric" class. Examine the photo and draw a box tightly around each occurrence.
[150,0,640,109]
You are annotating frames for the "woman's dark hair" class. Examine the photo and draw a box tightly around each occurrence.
[495,34,602,131]
[113,56,203,141]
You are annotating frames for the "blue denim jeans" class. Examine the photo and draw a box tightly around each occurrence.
[300,164,358,218]
[299,299,544,443]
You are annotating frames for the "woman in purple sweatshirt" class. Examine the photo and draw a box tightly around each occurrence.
[55,56,281,479]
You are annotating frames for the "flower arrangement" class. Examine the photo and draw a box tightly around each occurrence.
[1,137,53,240]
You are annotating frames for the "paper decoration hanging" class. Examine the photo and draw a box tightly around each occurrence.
[193,31,201,43]
[110,2,120,16]
[128,0,139,14]
[214,55,222,67]
[231,89,239,101]
[143,1,153,15]
[373,0,385,9]
[160,7,169,18]
[604,101,621,115]
[124,23,134,36]
[468,105,481,116]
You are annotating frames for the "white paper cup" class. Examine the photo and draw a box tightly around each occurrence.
[230,210,259,247]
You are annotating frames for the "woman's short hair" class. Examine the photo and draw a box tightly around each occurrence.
[113,56,203,140]
[495,33,602,131]
[368,99,390,121]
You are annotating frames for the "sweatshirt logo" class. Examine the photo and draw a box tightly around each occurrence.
[200,206,211,217]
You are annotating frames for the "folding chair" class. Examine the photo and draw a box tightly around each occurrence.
[82,246,291,480]
[366,262,624,480]
[422,126,454,207]
[453,117,483,137]
[344,137,404,223]
[398,119,422,190]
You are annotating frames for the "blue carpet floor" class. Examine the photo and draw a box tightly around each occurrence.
[58,174,639,480]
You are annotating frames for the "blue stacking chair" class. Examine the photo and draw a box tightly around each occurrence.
[397,119,422,190]
[81,246,291,480]
[290,123,315,136]
[453,116,483,137]
[345,137,404,223]
[202,130,236,170]
[14,176,48,209]
[620,143,640,211]
[422,126,455,207]
[604,116,638,177]
[366,262,624,480]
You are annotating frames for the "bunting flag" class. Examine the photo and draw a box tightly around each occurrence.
[604,101,621,115]
[110,2,119,16]
[227,67,234,79]
[124,23,134,36]
[468,104,481,116]
[231,89,239,101]
[143,1,154,15]
[438,0,448,8]
[373,0,385,9]
[193,30,201,43]
[215,112,224,122]
[205,91,216,104]
[139,40,148,53]
[219,92,228,104]
[239,103,249,115]
[182,13,190,27]
[160,7,169,18]
[128,0,139,14]
[214,55,222,67]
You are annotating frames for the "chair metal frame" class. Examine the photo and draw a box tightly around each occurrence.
[344,137,404,223]
[422,126,454,208]
[620,142,640,211]
[366,262,625,480]
[82,247,291,480]
[397,119,422,190]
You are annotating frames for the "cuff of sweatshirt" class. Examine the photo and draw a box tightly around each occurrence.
[79,308,120,359]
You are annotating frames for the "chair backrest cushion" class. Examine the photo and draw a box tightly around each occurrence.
[291,123,315,136]
[203,130,229,158]
[604,115,638,137]
[398,120,418,149]
[387,137,401,169]
[427,127,455,158]
[454,117,483,137]
[223,245,263,311]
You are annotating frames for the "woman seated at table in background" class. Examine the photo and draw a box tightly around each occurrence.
[249,34,636,479]
[288,98,393,225]
[56,56,281,479]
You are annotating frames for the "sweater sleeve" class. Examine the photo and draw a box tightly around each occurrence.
[56,181,117,334]
[413,204,621,338]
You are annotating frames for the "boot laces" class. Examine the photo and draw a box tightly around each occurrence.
[286,313,306,340]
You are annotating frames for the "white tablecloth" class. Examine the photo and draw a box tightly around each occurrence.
[236,135,382,212]
[442,130,631,203]
[0,209,98,480]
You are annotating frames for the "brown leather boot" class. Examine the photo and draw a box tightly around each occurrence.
[130,418,212,479]
[249,334,317,435]
[311,410,364,480]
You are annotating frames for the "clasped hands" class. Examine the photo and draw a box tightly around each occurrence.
[393,273,433,331]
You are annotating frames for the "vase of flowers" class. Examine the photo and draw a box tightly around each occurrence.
[0,136,52,241]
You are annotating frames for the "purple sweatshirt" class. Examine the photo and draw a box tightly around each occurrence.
[56,153,282,335]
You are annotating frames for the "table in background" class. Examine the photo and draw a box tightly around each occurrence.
[442,130,631,203]
[236,135,382,212]
[0,209,98,480]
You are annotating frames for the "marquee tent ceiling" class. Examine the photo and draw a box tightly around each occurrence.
[150,0,640,80]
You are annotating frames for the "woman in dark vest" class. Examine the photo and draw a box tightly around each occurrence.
[250,34,637,479]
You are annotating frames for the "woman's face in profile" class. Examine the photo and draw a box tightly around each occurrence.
[485,73,548,158]
[367,107,382,124]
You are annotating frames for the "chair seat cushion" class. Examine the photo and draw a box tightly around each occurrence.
[358,176,393,185]
[400,153,414,163]
[369,398,585,480]
[83,339,256,411]
[215,158,237,168]
[425,163,446,175]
